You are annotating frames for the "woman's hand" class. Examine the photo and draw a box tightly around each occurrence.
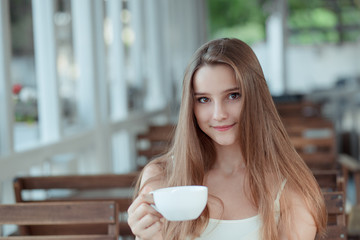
[127,186,164,240]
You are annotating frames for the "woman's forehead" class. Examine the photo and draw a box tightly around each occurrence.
[193,64,238,93]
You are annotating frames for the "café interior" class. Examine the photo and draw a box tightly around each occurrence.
[0,0,360,239]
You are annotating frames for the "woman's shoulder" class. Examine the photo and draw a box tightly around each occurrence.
[279,180,316,220]
[278,181,317,239]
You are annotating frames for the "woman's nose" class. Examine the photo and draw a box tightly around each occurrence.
[213,102,228,121]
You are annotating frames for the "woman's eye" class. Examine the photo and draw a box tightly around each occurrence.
[197,97,210,103]
[229,93,240,100]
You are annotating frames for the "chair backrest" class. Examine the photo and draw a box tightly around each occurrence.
[313,169,345,193]
[136,124,175,169]
[276,100,322,119]
[281,118,337,169]
[290,133,336,169]
[0,201,118,239]
[13,173,139,237]
[283,118,334,137]
[316,191,347,240]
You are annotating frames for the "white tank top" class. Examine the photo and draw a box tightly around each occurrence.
[193,179,287,240]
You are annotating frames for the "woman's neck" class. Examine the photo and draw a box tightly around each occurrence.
[212,143,245,175]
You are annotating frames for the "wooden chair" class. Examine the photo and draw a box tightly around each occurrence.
[0,201,118,239]
[276,100,322,119]
[348,205,360,238]
[338,154,360,239]
[338,154,360,205]
[316,192,347,240]
[277,109,337,169]
[276,100,336,169]
[291,134,337,169]
[136,124,175,169]
[13,173,139,238]
[282,118,337,170]
[313,169,345,193]
[283,118,334,137]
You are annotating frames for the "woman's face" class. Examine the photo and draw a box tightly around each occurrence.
[193,64,242,147]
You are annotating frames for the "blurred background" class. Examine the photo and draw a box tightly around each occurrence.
[0,0,360,221]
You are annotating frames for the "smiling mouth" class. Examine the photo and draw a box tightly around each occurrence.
[213,124,235,131]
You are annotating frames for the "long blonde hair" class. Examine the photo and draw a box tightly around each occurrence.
[136,38,327,239]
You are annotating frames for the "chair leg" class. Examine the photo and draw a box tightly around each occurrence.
[0,182,2,236]
[355,172,360,205]
[348,205,360,238]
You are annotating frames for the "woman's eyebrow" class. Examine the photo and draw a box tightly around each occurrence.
[194,87,240,96]
[193,92,208,96]
[223,87,240,93]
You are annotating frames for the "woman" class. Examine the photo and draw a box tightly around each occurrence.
[127,38,327,240]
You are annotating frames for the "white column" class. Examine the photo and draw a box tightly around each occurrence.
[128,0,144,89]
[144,0,166,111]
[266,0,287,96]
[107,0,128,120]
[72,0,112,172]
[0,0,14,156]
[93,0,111,172]
[183,0,196,66]
[32,0,62,143]
[185,0,198,55]
[196,0,208,45]
[112,131,135,173]
[71,0,98,128]
[158,0,172,106]
[107,0,132,173]
[168,0,183,103]
[72,0,104,172]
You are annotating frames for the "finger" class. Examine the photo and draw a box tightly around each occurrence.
[131,213,160,234]
[128,184,155,214]
[133,216,163,238]
[141,220,163,238]
[128,193,154,214]
[128,202,162,226]
[139,213,162,229]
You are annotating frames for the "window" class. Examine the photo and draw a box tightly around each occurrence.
[10,0,39,150]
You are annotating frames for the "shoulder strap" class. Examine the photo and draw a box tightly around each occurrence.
[274,179,287,212]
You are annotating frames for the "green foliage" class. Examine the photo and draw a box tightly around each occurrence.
[208,0,267,45]
[288,0,360,44]
[13,99,38,123]
[288,30,339,44]
[208,0,266,27]
[208,0,360,45]
[288,8,337,28]
[342,7,360,25]
[211,22,265,44]
[288,0,323,11]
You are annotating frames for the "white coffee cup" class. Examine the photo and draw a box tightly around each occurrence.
[150,185,208,221]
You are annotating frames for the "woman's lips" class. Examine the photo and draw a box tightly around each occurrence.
[213,124,235,131]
